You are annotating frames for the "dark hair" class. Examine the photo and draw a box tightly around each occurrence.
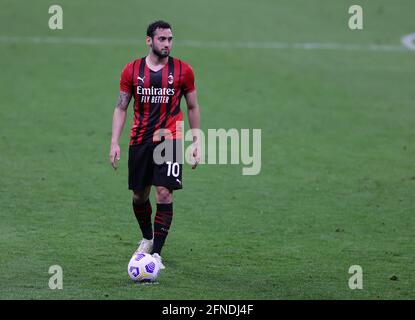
[146,20,172,38]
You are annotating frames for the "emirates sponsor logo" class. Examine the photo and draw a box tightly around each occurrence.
[137,86,175,96]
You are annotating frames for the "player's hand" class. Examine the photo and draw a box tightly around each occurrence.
[190,142,200,169]
[109,143,121,170]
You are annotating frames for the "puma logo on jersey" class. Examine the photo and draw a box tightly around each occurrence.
[137,76,145,83]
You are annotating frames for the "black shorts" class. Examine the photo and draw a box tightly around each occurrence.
[128,139,183,191]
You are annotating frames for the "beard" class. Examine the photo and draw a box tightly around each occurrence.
[152,46,170,58]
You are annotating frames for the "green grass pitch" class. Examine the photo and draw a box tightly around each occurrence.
[0,0,414,299]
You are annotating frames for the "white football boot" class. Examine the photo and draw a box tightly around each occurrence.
[134,238,153,255]
[152,253,166,270]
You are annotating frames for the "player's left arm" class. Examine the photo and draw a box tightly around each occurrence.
[185,90,201,169]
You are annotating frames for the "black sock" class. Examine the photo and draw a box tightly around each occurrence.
[132,199,153,240]
[152,203,173,255]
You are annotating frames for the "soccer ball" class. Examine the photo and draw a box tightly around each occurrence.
[128,253,160,282]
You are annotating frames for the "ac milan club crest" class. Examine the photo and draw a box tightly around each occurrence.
[168,73,174,85]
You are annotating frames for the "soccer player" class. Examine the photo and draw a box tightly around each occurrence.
[109,21,201,269]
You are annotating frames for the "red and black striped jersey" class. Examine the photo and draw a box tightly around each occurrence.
[119,56,196,145]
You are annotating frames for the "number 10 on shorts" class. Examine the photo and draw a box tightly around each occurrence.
[166,161,180,177]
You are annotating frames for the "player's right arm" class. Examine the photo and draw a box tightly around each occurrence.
[109,92,132,170]
[109,62,134,170]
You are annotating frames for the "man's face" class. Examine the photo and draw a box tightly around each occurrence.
[147,28,173,58]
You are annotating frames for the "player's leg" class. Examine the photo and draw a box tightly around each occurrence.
[151,139,182,252]
[128,143,154,254]
[132,186,152,241]
[132,187,154,254]
[149,186,173,269]
[150,139,183,268]
[152,186,173,255]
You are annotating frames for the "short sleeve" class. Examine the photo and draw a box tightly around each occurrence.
[181,63,196,95]
[120,62,133,94]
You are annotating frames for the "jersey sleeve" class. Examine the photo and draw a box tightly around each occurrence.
[181,63,196,95]
[119,62,133,94]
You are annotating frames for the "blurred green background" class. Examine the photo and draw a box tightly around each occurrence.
[0,0,414,299]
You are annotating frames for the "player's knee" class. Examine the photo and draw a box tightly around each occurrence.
[156,187,172,203]
[132,191,148,205]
